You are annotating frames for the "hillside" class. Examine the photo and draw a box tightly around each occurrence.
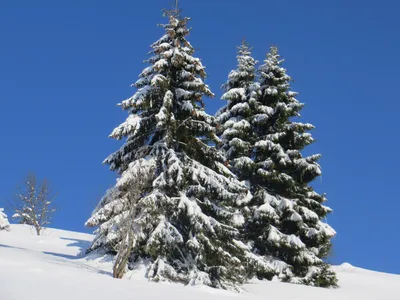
[0,225,398,300]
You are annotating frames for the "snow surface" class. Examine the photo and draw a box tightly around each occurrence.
[1,225,399,300]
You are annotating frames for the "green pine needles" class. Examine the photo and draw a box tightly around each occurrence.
[219,44,337,287]
[86,7,337,290]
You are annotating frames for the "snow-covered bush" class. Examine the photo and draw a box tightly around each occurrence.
[0,208,10,231]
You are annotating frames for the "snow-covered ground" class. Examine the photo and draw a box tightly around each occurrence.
[0,225,398,300]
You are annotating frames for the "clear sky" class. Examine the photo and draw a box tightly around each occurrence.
[1,0,399,275]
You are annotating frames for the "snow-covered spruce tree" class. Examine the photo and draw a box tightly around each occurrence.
[216,43,289,280]
[0,208,10,231]
[217,42,257,181]
[86,10,257,290]
[246,46,337,287]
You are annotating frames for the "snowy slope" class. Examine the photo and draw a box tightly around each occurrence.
[0,225,398,300]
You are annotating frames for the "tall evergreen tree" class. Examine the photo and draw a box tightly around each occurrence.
[217,43,289,280]
[248,46,337,287]
[217,42,257,181]
[218,45,337,287]
[86,9,256,290]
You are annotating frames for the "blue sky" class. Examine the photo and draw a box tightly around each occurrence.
[1,0,399,274]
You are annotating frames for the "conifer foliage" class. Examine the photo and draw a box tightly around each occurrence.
[218,46,337,287]
[217,42,258,181]
[250,47,337,287]
[86,9,254,290]
[87,5,337,289]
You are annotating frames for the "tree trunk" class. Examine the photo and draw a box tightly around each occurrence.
[113,222,134,279]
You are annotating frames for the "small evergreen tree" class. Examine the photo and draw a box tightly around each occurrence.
[86,9,257,290]
[0,208,10,231]
[248,46,337,287]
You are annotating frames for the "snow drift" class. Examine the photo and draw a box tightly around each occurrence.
[0,225,399,300]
